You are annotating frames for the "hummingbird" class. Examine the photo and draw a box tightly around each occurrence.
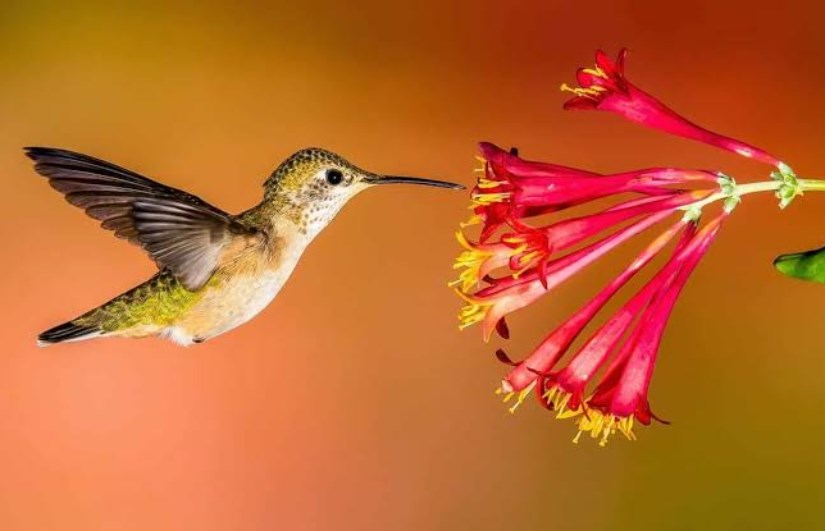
[28,147,462,346]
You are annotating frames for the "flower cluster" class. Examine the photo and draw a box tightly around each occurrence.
[453,49,792,445]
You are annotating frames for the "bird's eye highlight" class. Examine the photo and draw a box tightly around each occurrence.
[325,169,344,185]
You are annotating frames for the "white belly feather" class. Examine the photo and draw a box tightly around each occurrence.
[161,252,302,346]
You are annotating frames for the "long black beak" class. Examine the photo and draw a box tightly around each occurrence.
[365,175,464,190]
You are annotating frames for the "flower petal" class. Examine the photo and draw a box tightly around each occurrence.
[562,49,784,167]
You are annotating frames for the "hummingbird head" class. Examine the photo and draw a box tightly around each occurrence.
[262,148,463,237]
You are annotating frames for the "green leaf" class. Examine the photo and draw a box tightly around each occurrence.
[774,245,825,283]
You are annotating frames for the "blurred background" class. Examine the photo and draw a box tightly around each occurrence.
[1,1,824,529]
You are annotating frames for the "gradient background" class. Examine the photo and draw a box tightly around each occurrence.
[1,1,824,529]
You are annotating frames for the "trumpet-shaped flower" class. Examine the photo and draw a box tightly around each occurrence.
[561,49,783,168]
[470,142,716,242]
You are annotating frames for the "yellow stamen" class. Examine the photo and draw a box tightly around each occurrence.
[472,156,487,176]
[511,251,539,279]
[543,386,583,420]
[454,230,478,252]
[450,267,482,292]
[459,214,482,228]
[451,232,492,292]
[453,288,492,330]
[457,303,488,329]
[451,231,523,292]
[471,191,511,206]
[575,408,636,447]
[497,380,513,395]
[544,386,634,445]
[495,381,644,446]
[581,66,607,79]
[453,251,485,268]
[502,381,537,414]
[501,234,526,246]
[476,178,502,189]
[560,82,607,100]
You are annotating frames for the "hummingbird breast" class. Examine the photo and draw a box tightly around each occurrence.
[163,237,305,345]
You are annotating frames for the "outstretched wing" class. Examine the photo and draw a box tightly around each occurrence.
[26,147,263,290]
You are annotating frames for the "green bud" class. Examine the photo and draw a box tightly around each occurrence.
[682,205,702,222]
[723,195,741,213]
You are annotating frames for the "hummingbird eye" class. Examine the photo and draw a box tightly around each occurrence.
[325,169,344,186]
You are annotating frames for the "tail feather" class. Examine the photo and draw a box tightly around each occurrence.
[38,321,102,347]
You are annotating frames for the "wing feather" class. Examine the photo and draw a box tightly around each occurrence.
[25,147,263,290]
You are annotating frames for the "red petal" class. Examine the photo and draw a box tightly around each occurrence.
[496,317,510,339]
[479,220,504,243]
[615,48,629,75]
[595,49,616,75]
[648,406,671,425]
[535,377,554,410]
[563,97,598,110]
[537,258,549,289]
[495,348,518,366]
[634,407,652,426]
[576,68,603,87]
[478,142,509,164]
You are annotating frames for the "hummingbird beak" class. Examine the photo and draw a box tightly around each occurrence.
[365,174,465,190]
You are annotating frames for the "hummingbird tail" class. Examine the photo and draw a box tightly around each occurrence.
[37,320,102,347]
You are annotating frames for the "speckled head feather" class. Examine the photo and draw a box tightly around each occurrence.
[260,148,463,237]
[264,148,365,192]
[259,148,377,237]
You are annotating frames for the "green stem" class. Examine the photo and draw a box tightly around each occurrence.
[686,178,825,212]
[799,179,825,192]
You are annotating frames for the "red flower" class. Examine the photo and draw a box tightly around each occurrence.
[562,49,783,168]
[454,48,793,445]
[469,142,716,243]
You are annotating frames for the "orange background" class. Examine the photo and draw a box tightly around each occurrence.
[1,1,824,529]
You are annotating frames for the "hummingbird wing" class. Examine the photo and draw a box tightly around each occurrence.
[25,147,264,291]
